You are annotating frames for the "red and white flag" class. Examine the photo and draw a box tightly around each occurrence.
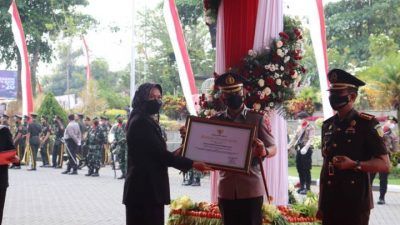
[8,0,33,116]
[163,0,198,115]
[82,36,91,81]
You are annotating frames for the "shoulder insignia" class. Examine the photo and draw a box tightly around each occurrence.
[359,112,375,120]
[374,124,384,137]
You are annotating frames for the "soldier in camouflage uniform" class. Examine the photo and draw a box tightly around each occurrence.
[109,114,127,179]
[11,115,26,169]
[85,117,106,177]
[52,115,64,168]
[39,116,51,167]
[99,116,109,165]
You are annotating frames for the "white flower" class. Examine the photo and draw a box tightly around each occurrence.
[265,106,271,111]
[253,103,261,110]
[274,73,279,79]
[276,41,283,48]
[258,79,265,87]
[276,79,282,85]
[263,87,272,96]
[204,110,210,116]
[280,66,284,71]
[284,56,290,63]
[269,102,274,107]
[277,49,285,57]
[264,64,270,70]
[210,109,217,116]
[296,75,302,82]
[270,64,276,72]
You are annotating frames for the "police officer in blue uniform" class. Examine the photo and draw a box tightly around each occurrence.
[317,69,390,225]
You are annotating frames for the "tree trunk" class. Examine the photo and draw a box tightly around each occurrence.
[30,49,40,96]
[397,108,400,135]
[16,50,22,101]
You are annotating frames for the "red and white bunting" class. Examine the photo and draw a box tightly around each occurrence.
[163,0,198,115]
[8,0,33,115]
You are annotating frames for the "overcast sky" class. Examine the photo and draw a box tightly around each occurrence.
[37,0,339,76]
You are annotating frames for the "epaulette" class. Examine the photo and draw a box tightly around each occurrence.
[247,108,266,116]
[359,112,375,121]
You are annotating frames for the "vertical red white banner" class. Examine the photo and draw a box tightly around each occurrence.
[308,0,333,119]
[82,36,91,81]
[163,0,198,115]
[8,0,33,116]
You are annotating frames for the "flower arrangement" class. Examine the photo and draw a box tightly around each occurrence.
[199,17,307,117]
[286,98,315,118]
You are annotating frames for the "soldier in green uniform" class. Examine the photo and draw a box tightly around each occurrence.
[52,115,64,168]
[317,69,390,225]
[26,113,42,171]
[39,116,51,167]
[99,116,109,165]
[11,115,26,169]
[109,114,128,179]
[85,117,106,177]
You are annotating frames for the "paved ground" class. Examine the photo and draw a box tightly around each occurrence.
[3,166,400,225]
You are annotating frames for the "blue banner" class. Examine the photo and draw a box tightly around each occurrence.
[0,70,18,99]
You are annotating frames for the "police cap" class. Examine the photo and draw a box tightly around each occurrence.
[327,69,365,91]
[388,116,398,124]
[215,72,246,93]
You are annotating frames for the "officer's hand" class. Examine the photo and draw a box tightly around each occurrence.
[192,161,213,172]
[300,147,307,155]
[179,125,187,139]
[252,138,266,158]
[316,210,323,220]
[173,146,183,156]
[9,155,19,164]
[332,155,355,170]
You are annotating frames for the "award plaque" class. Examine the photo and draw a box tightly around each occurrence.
[182,116,256,173]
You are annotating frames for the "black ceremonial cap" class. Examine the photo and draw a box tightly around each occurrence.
[30,113,38,118]
[215,72,246,93]
[327,69,365,91]
[1,114,9,119]
[14,114,22,119]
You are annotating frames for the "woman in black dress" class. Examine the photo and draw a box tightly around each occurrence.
[123,83,209,225]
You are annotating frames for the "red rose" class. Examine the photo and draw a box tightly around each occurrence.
[301,66,307,74]
[293,28,301,36]
[279,32,289,40]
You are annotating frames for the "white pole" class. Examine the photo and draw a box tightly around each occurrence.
[130,0,136,103]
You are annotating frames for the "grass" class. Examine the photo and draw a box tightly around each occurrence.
[288,166,400,185]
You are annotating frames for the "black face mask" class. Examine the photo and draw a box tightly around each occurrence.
[329,94,350,110]
[226,95,243,110]
[144,99,162,115]
[117,119,123,124]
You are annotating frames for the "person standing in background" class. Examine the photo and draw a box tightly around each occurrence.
[85,117,106,177]
[288,111,315,195]
[26,113,42,171]
[371,116,398,205]
[11,115,26,169]
[39,116,51,167]
[52,116,65,168]
[62,114,81,175]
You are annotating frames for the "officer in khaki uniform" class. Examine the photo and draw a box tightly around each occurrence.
[213,72,277,225]
[318,69,390,225]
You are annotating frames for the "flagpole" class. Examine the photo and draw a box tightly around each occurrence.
[130,0,136,103]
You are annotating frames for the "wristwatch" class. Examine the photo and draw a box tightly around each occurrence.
[354,160,362,171]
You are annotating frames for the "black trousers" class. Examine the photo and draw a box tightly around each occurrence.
[52,141,62,167]
[40,142,50,165]
[125,204,164,225]
[219,196,263,225]
[65,139,78,171]
[323,210,370,225]
[296,148,313,190]
[0,188,6,225]
[371,172,389,199]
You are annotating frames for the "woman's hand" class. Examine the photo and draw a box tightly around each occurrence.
[192,161,213,172]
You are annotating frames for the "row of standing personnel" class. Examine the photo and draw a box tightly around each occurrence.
[0,113,128,179]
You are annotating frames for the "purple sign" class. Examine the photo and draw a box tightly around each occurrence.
[0,70,18,99]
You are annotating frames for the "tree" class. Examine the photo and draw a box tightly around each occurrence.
[357,53,400,130]
[41,43,86,96]
[134,1,215,95]
[37,93,68,123]
[325,0,400,68]
[77,80,108,116]
[0,0,96,97]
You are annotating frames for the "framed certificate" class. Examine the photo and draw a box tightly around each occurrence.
[182,116,256,173]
